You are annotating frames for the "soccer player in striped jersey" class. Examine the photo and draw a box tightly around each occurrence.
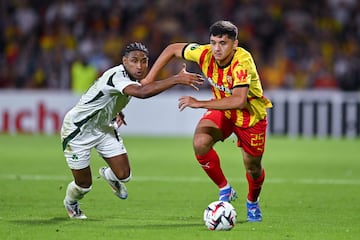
[61,42,203,219]
[146,21,272,222]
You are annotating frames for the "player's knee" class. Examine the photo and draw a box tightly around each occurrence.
[114,168,131,181]
[246,166,263,179]
[193,138,212,156]
[193,137,205,149]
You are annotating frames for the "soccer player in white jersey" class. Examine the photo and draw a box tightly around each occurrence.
[61,42,203,219]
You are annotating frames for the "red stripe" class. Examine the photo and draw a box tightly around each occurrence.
[217,67,224,85]
[217,67,226,98]
[232,60,239,72]
[242,109,250,128]
[227,64,237,123]
[199,49,209,70]
[230,109,237,123]
[206,56,216,95]
[207,56,214,78]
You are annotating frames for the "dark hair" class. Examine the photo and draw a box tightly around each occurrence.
[122,42,149,57]
[209,20,238,40]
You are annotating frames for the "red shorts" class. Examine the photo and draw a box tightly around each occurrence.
[200,110,267,156]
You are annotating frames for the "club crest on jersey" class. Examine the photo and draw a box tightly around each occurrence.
[226,76,233,85]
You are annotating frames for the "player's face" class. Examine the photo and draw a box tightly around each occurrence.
[123,50,149,80]
[210,35,238,66]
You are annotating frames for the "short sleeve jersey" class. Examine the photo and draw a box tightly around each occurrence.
[182,43,272,128]
[63,64,141,134]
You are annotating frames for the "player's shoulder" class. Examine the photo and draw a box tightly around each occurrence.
[99,64,129,81]
[185,43,210,52]
[101,65,124,77]
[183,43,211,62]
[230,47,256,71]
[235,47,252,58]
[233,47,255,66]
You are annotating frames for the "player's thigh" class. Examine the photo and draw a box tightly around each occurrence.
[104,153,131,179]
[195,110,234,145]
[64,142,92,170]
[234,119,267,156]
[64,142,93,187]
[96,133,130,176]
[194,119,222,144]
[193,110,233,155]
[96,133,127,159]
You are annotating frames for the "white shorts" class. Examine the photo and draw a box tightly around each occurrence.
[62,129,127,170]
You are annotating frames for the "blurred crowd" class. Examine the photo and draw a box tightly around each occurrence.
[1,0,360,91]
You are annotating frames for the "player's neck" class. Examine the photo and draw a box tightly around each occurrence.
[216,51,235,68]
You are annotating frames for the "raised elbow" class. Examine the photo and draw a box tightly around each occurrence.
[165,43,185,58]
[133,88,156,99]
[135,92,151,99]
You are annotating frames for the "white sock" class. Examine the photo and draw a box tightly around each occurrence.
[104,167,120,182]
[104,167,132,183]
[247,198,259,204]
[64,181,92,204]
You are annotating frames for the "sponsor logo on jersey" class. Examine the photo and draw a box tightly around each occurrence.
[207,77,232,94]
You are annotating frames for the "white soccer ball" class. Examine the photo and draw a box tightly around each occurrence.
[203,200,237,231]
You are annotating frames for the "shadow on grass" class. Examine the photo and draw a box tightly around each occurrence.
[9,217,101,225]
[110,222,204,229]
[106,219,248,230]
[8,218,248,230]
[9,218,203,229]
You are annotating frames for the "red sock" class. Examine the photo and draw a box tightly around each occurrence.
[246,168,265,202]
[196,148,227,188]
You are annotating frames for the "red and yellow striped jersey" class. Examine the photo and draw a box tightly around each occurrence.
[183,43,272,128]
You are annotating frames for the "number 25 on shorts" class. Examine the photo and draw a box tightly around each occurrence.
[250,133,265,152]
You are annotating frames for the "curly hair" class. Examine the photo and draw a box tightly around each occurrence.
[122,42,149,57]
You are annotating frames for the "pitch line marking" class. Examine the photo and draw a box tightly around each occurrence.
[0,174,359,185]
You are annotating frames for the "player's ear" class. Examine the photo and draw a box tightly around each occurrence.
[233,39,238,49]
[122,56,127,65]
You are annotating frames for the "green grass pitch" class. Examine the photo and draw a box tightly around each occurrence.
[0,134,359,240]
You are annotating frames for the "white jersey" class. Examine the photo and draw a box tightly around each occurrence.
[61,64,140,151]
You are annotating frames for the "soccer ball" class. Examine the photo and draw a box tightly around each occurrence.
[203,201,237,231]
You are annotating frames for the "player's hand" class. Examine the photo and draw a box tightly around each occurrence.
[175,63,204,91]
[116,111,127,127]
[178,96,200,111]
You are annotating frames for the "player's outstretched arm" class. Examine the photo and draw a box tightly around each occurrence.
[124,64,203,99]
[178,87,249,111]
[141,43,187,85]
